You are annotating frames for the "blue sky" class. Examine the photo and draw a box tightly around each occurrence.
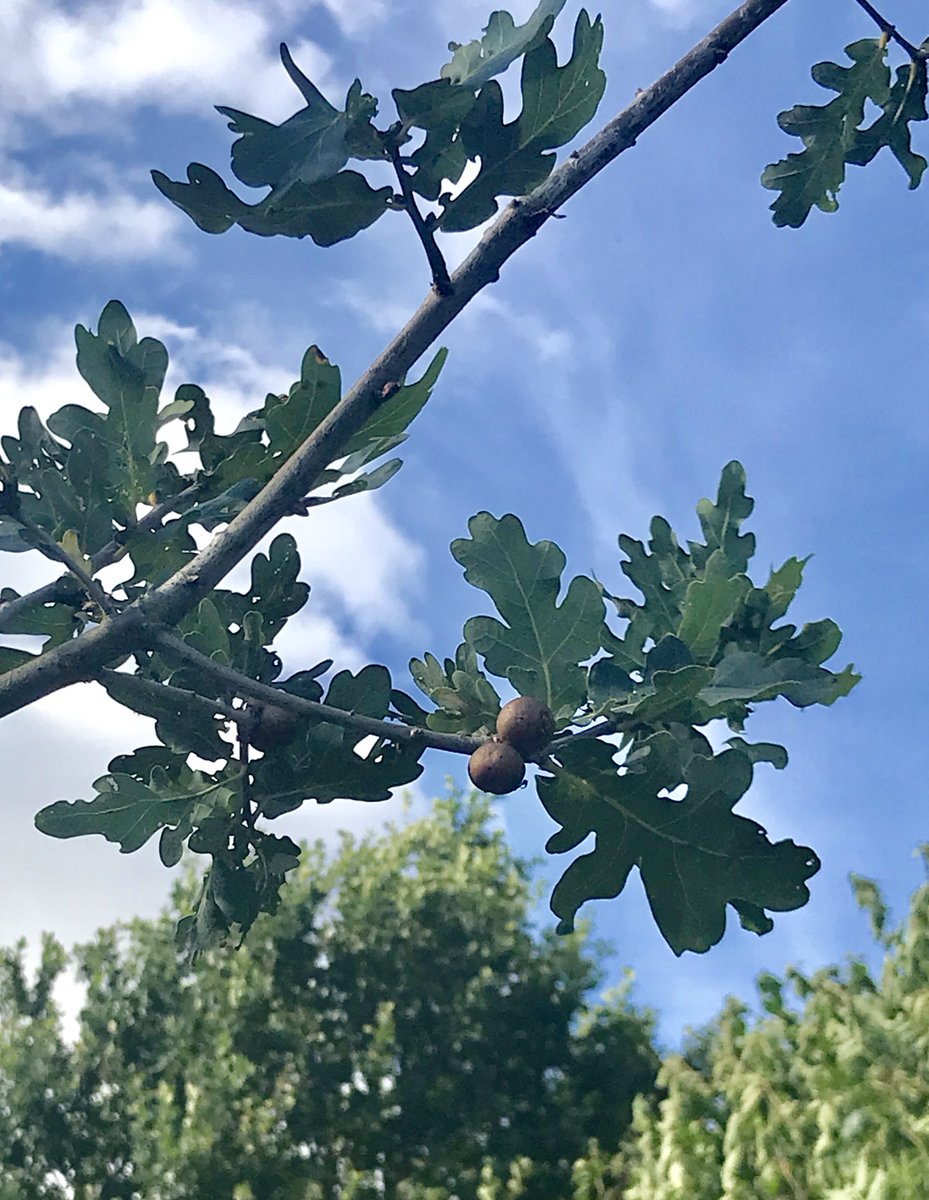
[2,0,927,1047]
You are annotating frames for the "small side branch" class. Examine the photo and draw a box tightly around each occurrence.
[385,135,453,296]
[0,481,201,632]
[853,0,925,59]
[12,510,117,618]
[151,629,481,757]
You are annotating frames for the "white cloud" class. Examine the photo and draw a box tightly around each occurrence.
[0,178,180,262]
[644,0,721,29]
[315,0,389,38]
[288,495,427,642]
[2,1,333,126]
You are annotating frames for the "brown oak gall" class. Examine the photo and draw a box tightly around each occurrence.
[467,739,526,794]
[495,696,555,758]
[248,702,299,752]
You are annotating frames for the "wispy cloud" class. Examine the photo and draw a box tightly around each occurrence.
[3,1,332,127]
[0,178,180,262]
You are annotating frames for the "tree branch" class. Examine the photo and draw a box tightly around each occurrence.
[0,0,792,719]
[150,629,481,756]
[385,135,454,295]
[852,0,925,59]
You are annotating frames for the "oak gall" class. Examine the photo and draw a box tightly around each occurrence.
[248,702,299,752]
[495,696,555,758]
[468,739,526,795]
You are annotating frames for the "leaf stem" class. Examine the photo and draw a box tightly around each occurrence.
[385,134,454,295]
[852,0,925,59]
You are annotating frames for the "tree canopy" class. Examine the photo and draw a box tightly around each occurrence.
[0,795,659,1199]
[571,857,929,1199]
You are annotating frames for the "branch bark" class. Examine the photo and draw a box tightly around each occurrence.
[0,0,791,720]
[151,629,482,756]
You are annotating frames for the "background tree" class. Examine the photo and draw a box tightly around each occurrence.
[569,856,929,1200]
[0,794,659,1199]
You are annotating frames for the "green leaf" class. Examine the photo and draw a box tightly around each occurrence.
[125,519,198,588]
[242,533,310,639]
[538,736,820,953]
[616,520,692,642]
[265,345,342,459]
[0,596,81,650]
[73,301,164,517]
[0,516,34,553]
[587,658,635,713]
[440,12,606,232]
[452,512,604,717]
[764,557,808,622]
[153,163,392,245]
[341,348,447,456]
[781,618,843,666]
[726,737,789,769]
[409,643,502,734]
[178,597,233,665]
[177,829,302,959]
[692,460,756,575]
[698,648,860,710]
[329,458,402,500]
[630,664,714,726]
[0,646,35,673]
[35,750,233,854]
[65,430,121,554]
[393,81,476,201]
[219,63,379,195]
[441,0,567,88]
[677,550,751,663]
[846,59,929,186]
[185,479,262,529]
[760,39,926,227]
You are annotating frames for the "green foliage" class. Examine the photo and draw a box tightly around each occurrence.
[571,858,929,1199]
[2,4,868,961]
[10,301,442,958]
[410,462,855,952]
[408,641,502,734]
[154,1,605,242]
[763,37,928,227]
[1,797,660,1199]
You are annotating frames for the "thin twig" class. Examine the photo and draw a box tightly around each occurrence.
[385,135,454,295]
[0,481,201,632]
[0,0,793,719]
[151,629,482,756]
[100,666,242,723]
[13,509,117,617]
[852,0,924,59]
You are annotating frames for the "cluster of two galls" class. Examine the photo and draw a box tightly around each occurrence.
[467,696,556,795]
